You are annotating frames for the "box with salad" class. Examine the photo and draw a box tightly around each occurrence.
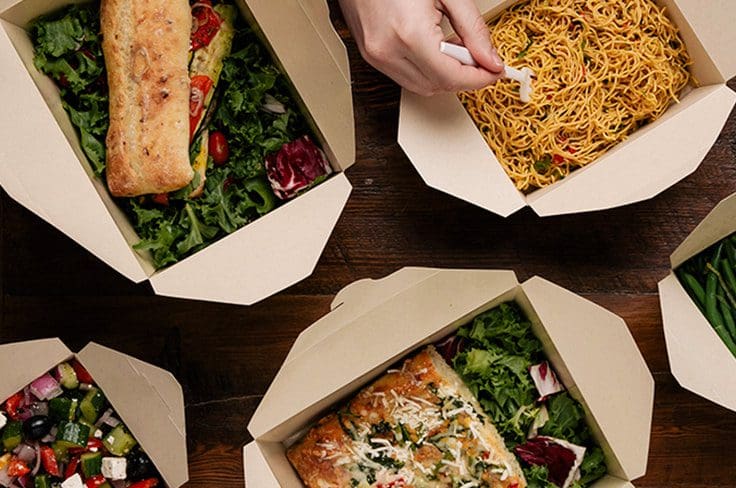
[0,339,187,488]
[0,0,354,305]
[659,192,736,412]
[244,268,654,488]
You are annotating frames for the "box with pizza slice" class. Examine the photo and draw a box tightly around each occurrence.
[244,268,654,488]
[659,192,736,412]
[0,0,354,305]
[0,339,187,488]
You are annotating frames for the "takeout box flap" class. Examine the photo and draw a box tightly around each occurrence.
[528,84,736,216]
[521,277,654,480]
[0,15,148,283]
[150,173,351,305]
[248,267,520,439]
[241,0,355,170]
[77,343,188,488]
[0,338,72,405]
[284,267,443,364]
[673,0,736,81]
[658,273,736,411]
[398,91,526,217]
[243,442,281,487]
[670,192,736,268]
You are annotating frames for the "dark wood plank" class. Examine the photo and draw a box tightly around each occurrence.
[1,1,736,486]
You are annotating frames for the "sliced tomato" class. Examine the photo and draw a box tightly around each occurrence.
[70,360,94,385]
[191,1,222,51]
[40,446,61,477]
[151,193,170,207]
[189,75,214,141]
[4,392,24,420]
[7,458,30,477]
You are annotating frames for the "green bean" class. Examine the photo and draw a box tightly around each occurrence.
[677,269,706,306]
[705,262,736,310]
[721,258,736,297]
[717,295,736,340]
[706,271,736,356]
[725,240,736,269]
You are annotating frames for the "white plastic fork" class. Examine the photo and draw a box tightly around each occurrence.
[440,41,534,102]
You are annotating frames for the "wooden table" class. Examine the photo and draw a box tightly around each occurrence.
[2,4,736,487]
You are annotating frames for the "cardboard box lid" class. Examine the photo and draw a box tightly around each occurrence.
[520,277,654,480]
[77,343,188,488]
[660,192,736,412]
[670,192,736,268]
[659,273,736,411]
[0,17,149,283]
[0,339,188,488]
[0,338,72,403]
[244,441,280,488]
[248,268,654,482]
[244,0,355,169]
[674,0,736,81]
[149,172,352,305]
[248,268,520,439]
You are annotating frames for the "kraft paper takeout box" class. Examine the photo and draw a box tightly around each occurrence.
[659,193,736,412]
[398,0,736,217]
[243,267,655,487]
[0,0,355,305]
[0,338,188,487]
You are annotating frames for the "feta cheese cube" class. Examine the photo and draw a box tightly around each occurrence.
[94,429,104,439]
[0,412,6,430]
[61,474,84,488]
[102,456,128,480]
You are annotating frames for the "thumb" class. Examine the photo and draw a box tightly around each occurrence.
[441,0,504,73]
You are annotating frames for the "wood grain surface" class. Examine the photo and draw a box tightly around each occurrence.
[2,3,736,487]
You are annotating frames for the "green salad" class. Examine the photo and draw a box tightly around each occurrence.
[449,303,607,488]
[30,2,329,269]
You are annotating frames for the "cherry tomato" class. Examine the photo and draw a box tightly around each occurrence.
[69,438,105,455]
[65,456,80,479]
[129,479,159,488]
[209,131,229,166]
[151,193,169,207]
[40,446,61,477]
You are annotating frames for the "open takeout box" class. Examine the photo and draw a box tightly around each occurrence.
[398,0,736,217]
[659,192,736,412]
[243,267,655,487]
[0,0,355,305]
[0,338,188,487]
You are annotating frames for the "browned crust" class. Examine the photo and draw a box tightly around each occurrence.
[101,0,193,197]
[287,347,526,488]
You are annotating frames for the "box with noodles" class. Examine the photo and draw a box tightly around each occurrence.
[398,0,736,217]
[244,268,655,488]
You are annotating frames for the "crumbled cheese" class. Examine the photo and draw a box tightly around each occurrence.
[61,474,84,488]
[94,429,104,439]
[102,457,127,480]
[0,412,6,430]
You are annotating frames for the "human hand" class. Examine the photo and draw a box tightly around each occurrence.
[338,0,505,96]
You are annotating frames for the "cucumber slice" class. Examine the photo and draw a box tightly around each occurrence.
[56,421,90,449]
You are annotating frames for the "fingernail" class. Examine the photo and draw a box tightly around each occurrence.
[490,50,504,70]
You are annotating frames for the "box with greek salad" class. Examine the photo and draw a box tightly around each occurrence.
[660,192,736,412]
[0,0,354,305]
[244,268,655,488]
[0,340,187,488]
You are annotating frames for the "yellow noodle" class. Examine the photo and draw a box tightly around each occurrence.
[459,0,692,193]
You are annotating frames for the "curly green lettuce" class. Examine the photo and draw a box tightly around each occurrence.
[452,303,607,488]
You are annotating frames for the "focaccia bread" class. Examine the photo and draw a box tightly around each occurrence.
[287,347,526,488]
[101,0,193,197]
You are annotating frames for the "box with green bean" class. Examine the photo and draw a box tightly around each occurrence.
[659,192,736,412]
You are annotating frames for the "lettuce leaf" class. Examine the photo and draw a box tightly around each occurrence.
[452,303,606,487]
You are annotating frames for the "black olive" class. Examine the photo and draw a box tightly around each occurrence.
[22,415,53,440]
[126,449,156,480]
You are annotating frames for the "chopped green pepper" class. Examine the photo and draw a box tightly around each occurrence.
[34,474,52,488]
[1,421,22,451]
